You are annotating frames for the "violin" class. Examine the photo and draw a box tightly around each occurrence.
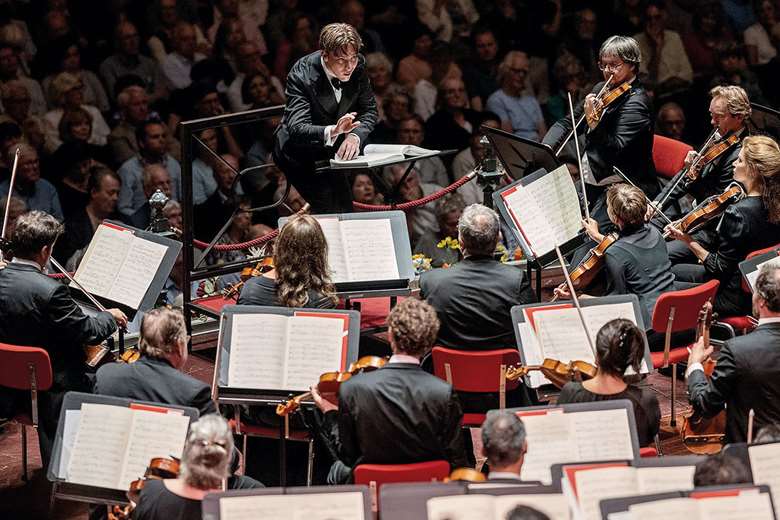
[552,233,618,301]
[664,183,745,239]
[506,358,597,389]
[276,355,388,416]
[110,457,181,520]
[447,468,487,482]
[585,81,631,128]
[222,256,275,300]
[680,302,726,454]
[682,134,740,187]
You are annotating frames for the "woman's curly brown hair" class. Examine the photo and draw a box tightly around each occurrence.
[387,298,440,357]
[275,214,338,307]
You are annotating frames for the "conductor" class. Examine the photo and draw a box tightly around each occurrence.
[273,23,378,214]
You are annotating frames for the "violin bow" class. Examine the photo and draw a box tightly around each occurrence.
[568,92,590,221]
[0,147,21,262]
[555,75,613,157]
[554,244,597,357]
[612,166,674,226]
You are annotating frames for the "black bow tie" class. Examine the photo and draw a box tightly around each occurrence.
[330,77,342,90]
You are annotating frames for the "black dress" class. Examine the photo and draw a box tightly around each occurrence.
[557,381,661,447]
[237,275,336,308]
[132,480,202,520]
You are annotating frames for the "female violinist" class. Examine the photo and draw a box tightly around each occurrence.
[555,184,675,345]
[667,135,780,316]
[557,319,661,447]
[237,214,338,308]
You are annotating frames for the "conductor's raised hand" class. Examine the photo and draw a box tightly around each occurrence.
[108,308,128,329]
[311,384,338,413]
[336,133,361,161]
[332,112,360,138]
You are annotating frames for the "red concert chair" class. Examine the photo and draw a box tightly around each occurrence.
[0,343,53,481]
[650,279,720,427]
[431,347,521,427]
[653,135,693,180]
[639,446,659,458]
[354,460,450,512]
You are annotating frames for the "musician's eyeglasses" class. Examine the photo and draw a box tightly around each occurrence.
[598,61,625,72]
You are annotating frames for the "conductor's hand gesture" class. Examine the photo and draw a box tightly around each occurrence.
[337,133,360,160]
[331,112,360,139]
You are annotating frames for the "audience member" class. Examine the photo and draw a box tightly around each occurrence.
[227,42,284,112]
[351,171,383,206]
[369,85,413,143]
[272,12,318,79]
[340,0,384,55]
[193,153,240,240]
[0,42,46,116]
[481,411,527,482]
[414,192,465,268]
[559,8,602,82]
[397,115,448,186]
[655,101,687,141]
[693,453,751,487]
[0,143,62,220]
[365,52,398,122]
[451,115,501,206]
[462,26,500,112]
[162,21,206,90]
[43,72,110,154]
[486,51,546,141]
[397,25,435,91]
[424,77,480,155]
[682,3,731,79]
[147,0,211,65]
[711,42,766,104]
[416,0,479,44]
[547,53,587,124]
[99,21,167,102]
[124,163,174,230]
[413,41,462,121]
[40,35,109,112]
[386,164,440,243]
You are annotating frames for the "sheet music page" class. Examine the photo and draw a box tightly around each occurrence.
[340,219,400,282]
[493,494,571,520]
[523,165,583,248]
[520,412,578,484]
[73,224,133,297]
[66,403,131,489]
[502,185,554,256]
[636,466,695,494]
[284,315,346,391]
[107,235,168,309]
[426,495,496,520]
[58,409,80,478]
[628,497,700,518]
[219,492,365,520]
[571,409,633,462]
[696,492,774,520]
[574,467,639,520]
[118,409,190,489]
[517,322,550,388]
[316,217,349,283]
[747,257,780,292]
[748,443,780,509]
[228,314,288,389]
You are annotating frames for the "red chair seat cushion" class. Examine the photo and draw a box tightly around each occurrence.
[651,347,689,368]
[719,316,757,333]
[640,446,658,458]
[353,460,450,487]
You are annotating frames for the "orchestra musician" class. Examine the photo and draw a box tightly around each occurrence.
[686,263,780,443]
[556,319,661,447]
[311,298,468,484]
[0,211,127,462]
[650,85,750,263]
[667,135,780,316]
[273,22,378,214]
[543,35,656,230]
[480,411,529,483]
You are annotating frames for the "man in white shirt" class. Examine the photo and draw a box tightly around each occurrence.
[161,22,205,90]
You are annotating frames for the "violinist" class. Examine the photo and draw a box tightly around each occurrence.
[650,85,749,263]
[311,298,468,484]
[557,319,661,447]
[543,35,656,229]
[667,135,780,316]
[237,214,338,308]
[555,184,674,336]
[686,263,780,443]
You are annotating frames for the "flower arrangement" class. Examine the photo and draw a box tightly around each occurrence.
[436,236,460,250]
[412,254,433,273]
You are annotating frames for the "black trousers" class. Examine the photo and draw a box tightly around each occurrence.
[274,145,354,214]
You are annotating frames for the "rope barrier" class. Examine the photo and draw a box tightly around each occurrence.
[352,172,476,212]
[192,228,279,251]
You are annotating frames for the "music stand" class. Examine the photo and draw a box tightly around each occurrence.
[484,127,561,181]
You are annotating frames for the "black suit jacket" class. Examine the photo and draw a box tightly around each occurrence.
[322,363,467,471]
[95,356,217,417]
[543,80,658,198]
[688,323,780,443]
[420,256,535,350]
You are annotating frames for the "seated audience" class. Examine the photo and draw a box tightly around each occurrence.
[124,163,174,230]
[0,42,47,116]
[655,101,687,142]
[193,153,240,241]
[40,35,109,112]
[481,410,528,482]
[397,25,435,92]
[161,21,206,90]
[312,298,468,484]
[414,192,465,268]
[351,172,383,206]
[228,41,284,112]
[42,72,110,154]
[0,143,63,221]
[53,107,112,166]
[420,203,535,350]
[693,453,751,487]
[365,52,398,122]
[462,26,500,112]
[385,165,440,243]
[397,115,448,186]
[486,51,546,141]
[424,77,480,155]
[99,21,167,101]
[369,86,413,144]
[557,319,661,447]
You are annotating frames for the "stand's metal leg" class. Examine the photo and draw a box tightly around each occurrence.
[21,424,28,482]
[535,265,542,302]
[306,438,315,486]
[671,364,678,428]
[279,410,287,486]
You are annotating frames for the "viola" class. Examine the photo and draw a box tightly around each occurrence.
[664,183,744,239]
[506,358,597,389]
[222,256,275,300]
[682,134,740,187]
[585,81,631,127]
[680,301,726,454]
[276,355,389,416]
[552,233,618,301]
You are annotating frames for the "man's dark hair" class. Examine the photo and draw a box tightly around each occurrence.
[87,167,121,199]
[754,263,780,312]
[755,423,780,443]
[506,505,551,520]
[135,118,165,147]
[693,453,751,487]
[11,210,63,258]
[387,298,440,357]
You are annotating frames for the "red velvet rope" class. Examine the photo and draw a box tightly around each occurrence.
[192,228,279,251]
[351,173,476,212]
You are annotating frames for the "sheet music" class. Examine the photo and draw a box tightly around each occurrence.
[219,492,365,520]
[340,219,399,282]
[571,409,634,462]
[749,443,780,509]
[747,257,780,292]
[316,218,349,283]
[108,236,168,308]
[696,492,774,520]
[284,315,346,390]
[573,467,638,520]
[517,322,550,388]
[628,497,699,517]
[503,185,554,256]
[520,412,578,484]
[73,224,132,296]
[66,403,132,489]
[58,409,81,478]
[228,314,288,388]
[636,466,695,494]
[118,409,190,489]
[426,495,497,520]
[493,494,571,520]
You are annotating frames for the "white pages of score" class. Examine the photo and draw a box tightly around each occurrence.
[65,403,190,490]
[748,442,780,512]
[620,492,774,520]
[518,302,646,388]
[500,164,583,259]
[219,491,365,520]
[316,217,400,283]
[227,313,347,392]
[520,409,634,484]
[426,493,570,520]
[74,223,167,309]
[330,144,438,168]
